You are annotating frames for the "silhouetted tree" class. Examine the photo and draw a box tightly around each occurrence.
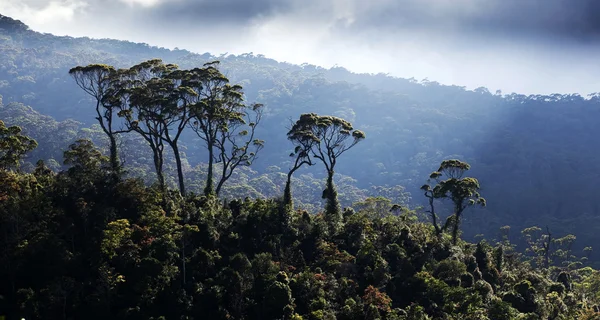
[288,113,365,232]
[284,119,317,210]
[69,64,128,181]
[423,160,486,244]
[118,60,179,193]
[188,61,264,196]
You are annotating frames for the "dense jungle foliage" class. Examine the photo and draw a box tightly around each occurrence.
[2,121,600,319]
[1,14,600,319]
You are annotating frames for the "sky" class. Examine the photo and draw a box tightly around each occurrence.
[2,0,600,95]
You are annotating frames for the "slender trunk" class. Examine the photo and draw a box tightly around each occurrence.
[325,170,339,213]
[452,209,462,245]
[204,142,214,196]
[153,149,165,192]
[215,163,227,196]
[171,142,186,195]
[427,193,441,235]
[280,169,298,234]
[431,212,440,235]
[108,134,120,182]
[215,146,234,195]
[324,170,341,233]
[283,170,295,209]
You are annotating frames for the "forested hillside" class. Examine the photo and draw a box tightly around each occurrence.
[4,13,600,249]
[5,13,600,252]
[0,17,600,248]
[3,13,600,251]
[2,13,600,320]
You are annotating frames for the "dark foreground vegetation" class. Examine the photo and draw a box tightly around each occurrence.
[2,123,600,319]
[1,13,600,319]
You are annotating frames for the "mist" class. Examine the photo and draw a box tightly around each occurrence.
[2,0,600,94]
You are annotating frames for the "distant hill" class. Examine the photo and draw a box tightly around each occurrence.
[2,13,600,257]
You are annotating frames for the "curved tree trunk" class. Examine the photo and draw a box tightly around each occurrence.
[215,166,227,196]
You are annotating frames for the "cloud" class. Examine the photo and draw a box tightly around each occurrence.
[3,0,600,94]
[151,0,292,24]
[8,0,600,45]
[0,0,86,24]
[118,0,164,7]
[334,0,600,44]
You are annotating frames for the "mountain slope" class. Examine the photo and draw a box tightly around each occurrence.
[1,13,600,256]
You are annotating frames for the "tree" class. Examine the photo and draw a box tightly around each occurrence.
[63,139,110,182]
[284,119,317,210]
[213,103,264,196]
[422,160,486,244]
[421,175,442,235]
[188,61,264,196]
[121,60,194,194]
[288,113,365,232]
[69,64,128,181]
[118,60,179,193]
[0,120,37,170]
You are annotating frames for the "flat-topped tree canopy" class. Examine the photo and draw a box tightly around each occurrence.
[287,112,365,232]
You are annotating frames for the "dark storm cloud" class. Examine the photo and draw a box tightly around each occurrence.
[467,1,600,42]
[5,0,600,94]
[5,0,600,43]
[341,0,600,43]
[147,0,295,24]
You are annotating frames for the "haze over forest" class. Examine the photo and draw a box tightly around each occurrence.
[2,1,600,319]
[3,0,600,94]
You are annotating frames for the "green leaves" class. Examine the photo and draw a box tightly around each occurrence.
[287,113,365,165]
[427,160,485,209]
[0,119,37,170]
[102,219,133,260]
[424,160,485,244]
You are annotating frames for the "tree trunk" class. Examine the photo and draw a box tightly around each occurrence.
[426,193,441,235]
[324,170,341,233]
[171,142,186,195]
[452,210,462,245]
[204,142,214,196]
[280,169,298,233]
[108,134,120,182]
[215,169,226,197]
[153,149,165,192]
[283,170,295,209]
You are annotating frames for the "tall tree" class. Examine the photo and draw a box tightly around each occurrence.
[421,174,442,235]
[422,159,486,244]
[118,60,192,194]
[188,62,264,196]
[129,64,193,195]
[163,69,197,195]
[69,64,128,181]
[288,113,365,232]
[214,103,264,196]
[284,120,317,210]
